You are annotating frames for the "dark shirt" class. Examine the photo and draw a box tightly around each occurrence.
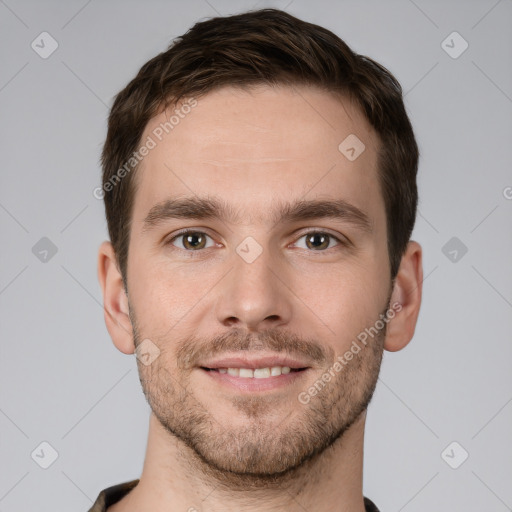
[88,479,381,511]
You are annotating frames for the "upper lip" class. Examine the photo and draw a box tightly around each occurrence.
[199,354,312,370]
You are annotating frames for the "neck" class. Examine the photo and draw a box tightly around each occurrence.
[109,411,369,512]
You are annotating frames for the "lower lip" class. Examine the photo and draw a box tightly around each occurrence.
[199,368,310,392]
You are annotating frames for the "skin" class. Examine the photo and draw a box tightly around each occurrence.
[98,84,423,512]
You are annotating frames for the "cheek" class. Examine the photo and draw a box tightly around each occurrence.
[127,254,175,331]
[296,262,388,346]
[128,250,220,334]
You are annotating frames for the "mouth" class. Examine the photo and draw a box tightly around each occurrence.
[196,354,314,392]
[200,366,308,378]
[198,365,311,393]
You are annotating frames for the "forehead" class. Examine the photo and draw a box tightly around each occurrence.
[132,84,383,226]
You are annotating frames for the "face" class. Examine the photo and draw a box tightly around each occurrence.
[125,85,392,480]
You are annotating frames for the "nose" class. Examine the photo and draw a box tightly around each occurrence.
[214,243,293,332]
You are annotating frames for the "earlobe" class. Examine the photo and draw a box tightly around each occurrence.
[384,241,423,352]
[97,241,135,354]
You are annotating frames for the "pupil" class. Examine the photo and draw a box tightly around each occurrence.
[186,233,203,249]
[308,233,327,249]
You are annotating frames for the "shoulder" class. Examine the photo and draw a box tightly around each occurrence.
[87,479,139,512]
[364,496,381,512]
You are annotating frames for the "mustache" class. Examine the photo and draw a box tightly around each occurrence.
[174,329,332,370]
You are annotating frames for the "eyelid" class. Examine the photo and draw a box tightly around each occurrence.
[166,228,218,248]
[292,228,350,247]
[290,228,351,254]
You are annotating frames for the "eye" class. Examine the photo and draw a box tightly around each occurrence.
[293,231,343,251]
[168,230,216,250]
[167,229,345,252]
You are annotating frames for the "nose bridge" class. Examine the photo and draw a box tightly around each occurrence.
[235,237,276,288]
[215,236,292,330]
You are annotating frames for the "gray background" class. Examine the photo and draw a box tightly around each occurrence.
[1,0,511,510]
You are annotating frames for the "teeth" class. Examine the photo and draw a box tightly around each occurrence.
[215,366,293,378]
[254,368,270,378]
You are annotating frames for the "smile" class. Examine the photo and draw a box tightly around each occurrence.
[200,366,309,392]
[202,366,306,378]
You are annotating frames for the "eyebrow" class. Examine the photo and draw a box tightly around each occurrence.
[141,196,373,234]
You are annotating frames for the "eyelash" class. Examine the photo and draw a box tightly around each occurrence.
[166,229,347,253]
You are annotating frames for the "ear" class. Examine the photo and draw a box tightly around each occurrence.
[97,241,135,354]
[384,241,423,352]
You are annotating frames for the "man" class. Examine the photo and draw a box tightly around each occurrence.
[93,8,422,512]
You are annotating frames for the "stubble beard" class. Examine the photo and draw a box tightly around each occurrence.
[131,303,388,489]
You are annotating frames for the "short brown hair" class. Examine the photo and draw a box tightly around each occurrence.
[101,8,418,286]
